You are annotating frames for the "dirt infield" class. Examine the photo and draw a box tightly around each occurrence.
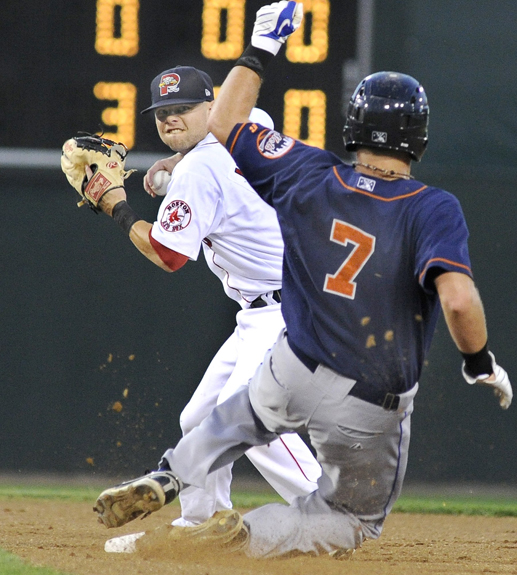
[1,499,517,575]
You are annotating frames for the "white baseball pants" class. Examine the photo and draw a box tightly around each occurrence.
[174,304,321,526]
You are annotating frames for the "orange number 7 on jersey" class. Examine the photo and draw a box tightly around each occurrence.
[324,220,376,299]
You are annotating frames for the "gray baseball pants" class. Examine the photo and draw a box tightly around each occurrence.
[162,329,417,558]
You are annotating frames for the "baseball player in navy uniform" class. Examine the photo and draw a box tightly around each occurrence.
[93,2,512,559]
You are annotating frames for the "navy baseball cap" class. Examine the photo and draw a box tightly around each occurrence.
[141,66,214,114]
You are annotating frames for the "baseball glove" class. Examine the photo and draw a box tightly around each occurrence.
[61,134,136,213]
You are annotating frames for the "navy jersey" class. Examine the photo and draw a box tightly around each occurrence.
[227,124,472,394]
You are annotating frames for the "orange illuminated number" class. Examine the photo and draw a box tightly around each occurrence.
[286,0,329,63]
[324,220,376,299]
[93,82,137,148]
[201,0,245,59]
[283,89,326,148]
[95,0,139,56]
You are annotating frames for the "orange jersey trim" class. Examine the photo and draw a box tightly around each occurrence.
[419,257,472,283]
[332,166,428,201]
[228,123,248,155]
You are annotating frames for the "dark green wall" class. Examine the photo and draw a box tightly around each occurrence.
[373,1,517,168]
[0,169,240,477]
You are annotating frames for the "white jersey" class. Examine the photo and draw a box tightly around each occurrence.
[102,114,322,538]
[150,133,284,308]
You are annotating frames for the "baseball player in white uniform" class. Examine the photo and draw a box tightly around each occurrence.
[89,64,321,535]
[150,111,321,525]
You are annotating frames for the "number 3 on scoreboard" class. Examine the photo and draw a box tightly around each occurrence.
[324,220,376,299]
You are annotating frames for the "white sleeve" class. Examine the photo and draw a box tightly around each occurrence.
[150,170,222,261]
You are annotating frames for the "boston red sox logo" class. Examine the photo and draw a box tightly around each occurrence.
[160,199,191,232]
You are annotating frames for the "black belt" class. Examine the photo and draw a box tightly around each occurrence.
[287,338,400,411]
[250,290,282,309]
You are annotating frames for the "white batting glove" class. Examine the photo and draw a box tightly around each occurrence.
[252,1,304,55]
[462,352,513,410]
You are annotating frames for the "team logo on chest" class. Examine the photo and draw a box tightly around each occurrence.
[160,199,192,232]
[258,130,295,158]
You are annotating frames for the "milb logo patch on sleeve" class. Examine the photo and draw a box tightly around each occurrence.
[257,130,295,159]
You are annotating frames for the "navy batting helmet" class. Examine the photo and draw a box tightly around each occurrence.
[343,71,429,161]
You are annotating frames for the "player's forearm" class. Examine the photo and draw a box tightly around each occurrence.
[101,194,181,272]
[435,272,488,353]
[208,67,261,146]
[442,301,488,353]
[99,188,127,216]
[129,221,174,272]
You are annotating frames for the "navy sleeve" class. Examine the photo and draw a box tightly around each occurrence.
[226,123,338,204]
[414,189,472,292]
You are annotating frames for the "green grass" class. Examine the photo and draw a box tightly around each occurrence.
[0,485,100,503]
[0,549,71,575]
[0,484,284,507]
[1,482,517,515]
[393,494,517,517]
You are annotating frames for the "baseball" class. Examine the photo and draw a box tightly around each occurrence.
[152,169,171,196]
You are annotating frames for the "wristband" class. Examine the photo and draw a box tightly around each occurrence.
[234,44,274,79]
[112,200,140,235]
[461,341,493,378]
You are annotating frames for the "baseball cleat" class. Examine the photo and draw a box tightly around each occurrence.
[167,510,249,551]
[93,470,181,528]
[104,510,249,554]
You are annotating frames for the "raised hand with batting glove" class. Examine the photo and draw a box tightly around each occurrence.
[251,1,303,54]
